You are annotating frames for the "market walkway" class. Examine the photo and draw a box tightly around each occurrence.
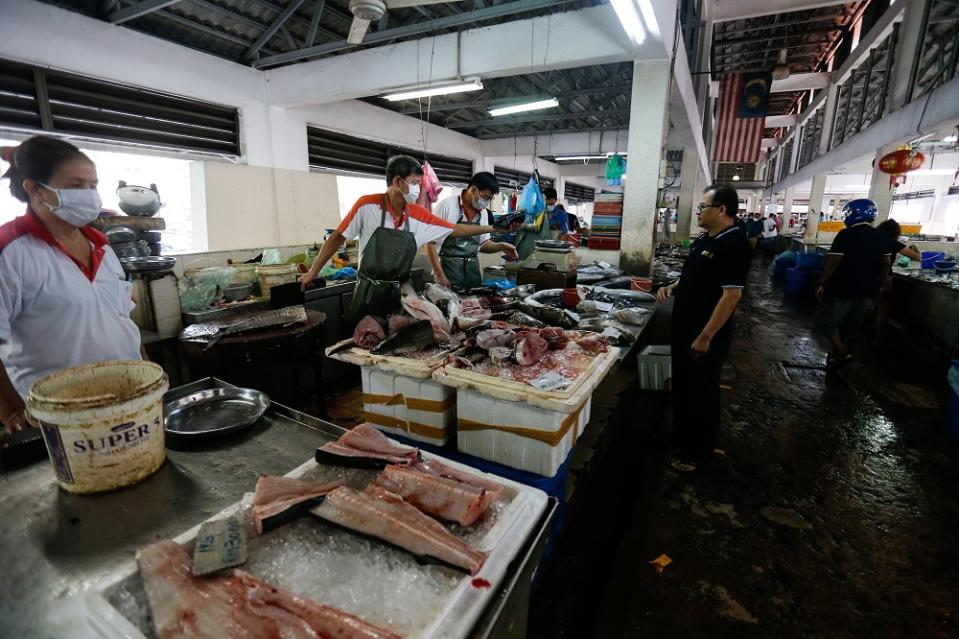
[529,258,959,639]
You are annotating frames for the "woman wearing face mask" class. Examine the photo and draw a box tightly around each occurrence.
[299,156,512,324]
[426,172,518,291]
[0,136,141,437]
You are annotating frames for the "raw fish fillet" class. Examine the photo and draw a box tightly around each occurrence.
[537,327,570,350]
[373,464,498,526]
[576,335,609,353]
[317,424,419,467]
[400,285,451,341]
[137,540,402,639]
[311,485,487,575]
[475,329,518,350]
[354,316,387,349]
[252,476,345,535]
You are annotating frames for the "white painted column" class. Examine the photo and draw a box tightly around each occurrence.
[869,145,898,222]
[620,58,671,274]
[675,147,699,242]
[928,182,950,233]
[782,187,796,234]
[746,194,757,212]
[805,174,827,243]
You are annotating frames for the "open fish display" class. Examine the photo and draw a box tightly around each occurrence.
[316,424,420,468]
[137,540,401,639]
[252,476,345,535]
[311,485,488,575]
[370,320,434,355]
[387,314,419,334]
[576,264,623,284]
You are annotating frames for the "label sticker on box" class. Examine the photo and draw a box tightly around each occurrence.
[193,515,247,576]
[528,372,574,391]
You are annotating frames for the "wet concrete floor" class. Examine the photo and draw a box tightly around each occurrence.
[529,259,959,638]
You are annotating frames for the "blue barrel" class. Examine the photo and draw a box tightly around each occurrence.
[921,251,945,269]
[796,253,824,270]
[784,267,820,297]
[773,257,794,281]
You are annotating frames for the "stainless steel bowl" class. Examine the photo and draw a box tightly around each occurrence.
[119,256,176,273]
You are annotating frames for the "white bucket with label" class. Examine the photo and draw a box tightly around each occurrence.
[26,360,169,494]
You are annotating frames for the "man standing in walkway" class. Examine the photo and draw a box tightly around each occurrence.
[656,184,752,473]
[814,199,891,367]
[761,212,779,256]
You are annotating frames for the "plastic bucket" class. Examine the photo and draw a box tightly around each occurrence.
[630,277,653,293]
[26,360,169,494]
[921,251,945,269]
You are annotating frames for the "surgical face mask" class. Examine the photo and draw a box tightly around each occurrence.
[546,204,556,212]
[403,179,420,204]
[476,194,491,210]
[39,183,102,226]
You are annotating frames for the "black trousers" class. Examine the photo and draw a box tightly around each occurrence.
[669,333,732,465]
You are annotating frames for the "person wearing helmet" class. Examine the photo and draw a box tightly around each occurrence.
[813,198,892,367]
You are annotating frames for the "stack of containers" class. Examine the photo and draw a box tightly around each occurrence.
[325,340,456,446]
[432,349,618,477]
[589,193,624,250]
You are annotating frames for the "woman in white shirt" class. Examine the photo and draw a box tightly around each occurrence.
[0,136,141,437]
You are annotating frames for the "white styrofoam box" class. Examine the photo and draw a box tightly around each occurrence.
[362,366,455,446]
[638,345,672,390]
[456,387,592,477]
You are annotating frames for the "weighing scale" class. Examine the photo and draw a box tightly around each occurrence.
[507,240,578,290]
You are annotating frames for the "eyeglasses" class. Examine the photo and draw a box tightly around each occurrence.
[696,203,719,214]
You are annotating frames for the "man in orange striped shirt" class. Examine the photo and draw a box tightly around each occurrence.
[300,156,497,290]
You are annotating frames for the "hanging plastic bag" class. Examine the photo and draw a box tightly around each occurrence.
[417,161,443,211]
[606,154,626,186]
[518,176,545,217]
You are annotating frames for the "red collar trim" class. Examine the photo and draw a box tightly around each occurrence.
[460,193,479,222]
[382,194,408,228]
[20,208,107,282]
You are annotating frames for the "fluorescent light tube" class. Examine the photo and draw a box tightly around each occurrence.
[943,135,957,142]
[611,0,646,46]
[489,98,559,117]
[382,79,483,101]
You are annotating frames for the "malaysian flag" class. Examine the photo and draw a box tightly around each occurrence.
[711,72,772,163]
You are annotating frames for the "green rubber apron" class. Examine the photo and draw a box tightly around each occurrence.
[438,202,483,291]
[346,197,417,325]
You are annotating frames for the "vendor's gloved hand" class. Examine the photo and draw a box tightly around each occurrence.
[493,212,526,230]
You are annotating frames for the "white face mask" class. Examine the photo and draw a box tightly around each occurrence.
[403,180,420,204]
[476,195,491,210]
[40,183,102,227]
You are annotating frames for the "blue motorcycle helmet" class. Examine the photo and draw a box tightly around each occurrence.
[842,198,878,227]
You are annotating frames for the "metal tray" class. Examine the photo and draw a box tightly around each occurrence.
[119,256,176,272]
[164,387,271,438]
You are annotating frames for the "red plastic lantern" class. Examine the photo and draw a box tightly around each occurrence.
[878,147,925,189]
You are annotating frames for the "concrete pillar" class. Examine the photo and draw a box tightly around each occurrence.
[928,182,950,232]
[620,58,670,274]
[675,147,699,242]
[782,187,796,234]
[746,194,756,212]
[805,174,827,243]
[888,0,929,112]
[818,83,840,156]
[869,144,898,222]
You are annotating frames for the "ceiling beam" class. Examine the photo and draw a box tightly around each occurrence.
[713,0,850,23]
[714,25,843,48]
[109,0,180,24]
[307,0,326,46]
[140,6,281,56]
[478,124,629,140]
[187,0,336,49]
[717,11,845,33]
[253,0,578,68]
[244,0,307,61]
[447,108,631,129]
[396,82,633,115]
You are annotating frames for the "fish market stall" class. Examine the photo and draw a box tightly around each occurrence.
[0,379,554,639]
[325,280,658,477]
[890,267,959,353]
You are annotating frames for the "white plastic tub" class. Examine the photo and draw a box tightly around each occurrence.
[361,366,456,446]
[637,345,672,391]
[456,389,591,477]
[26,360,169,494]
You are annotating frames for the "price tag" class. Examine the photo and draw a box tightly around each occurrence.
[594,302,613,313]
[565,310,581,323]
[597,261,612,269]
[528,372,574,391]
[193,515,248,576]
